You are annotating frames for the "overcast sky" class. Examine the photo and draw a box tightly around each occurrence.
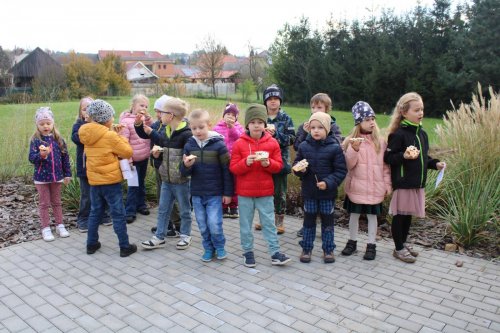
[2,0,443,56]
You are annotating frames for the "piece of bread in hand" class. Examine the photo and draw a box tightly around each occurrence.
[254,151,269,161]
[111,124,125,131]
[151,145,164,153]
[349,137,365,143]
[186,154,197,161]
[293,159,309,172]
[39,145,48,151]
[405,145,420,158]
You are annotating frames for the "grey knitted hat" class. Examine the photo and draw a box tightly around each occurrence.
[87,99,115,124]
[352,101,375,125]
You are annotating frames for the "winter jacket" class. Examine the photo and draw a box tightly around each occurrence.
[135,121,192,184]
[29,135,71,183]
[293,135,347,200]
[71,118,88,177]
[119,111,153,162]
[230,131,283,197]
[294,115,343,151]
[267,109,295,174]
[78,123,133,186]
[149,120,164,169]
[343,134,391,205]
[180,131,233,197]
[212,119,244,154]
[384,120,439,189]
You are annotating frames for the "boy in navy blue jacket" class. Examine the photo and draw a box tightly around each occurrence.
[181,109,233,262]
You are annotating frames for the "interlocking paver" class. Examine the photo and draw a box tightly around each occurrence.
[0,211,499,332]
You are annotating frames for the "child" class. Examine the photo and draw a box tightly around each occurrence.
[341,101,392,260]
[384,92,445,263]
[213,103,244,218]
[78,99,137,257]
[138,98,193,251]
[181,109,234,261]
[255,85,295,234]
[71,96,111,232]
[293,112,347,263]
[120,94,153,224]
[293,93,343,238]
[230,104,291,267]
[29,107,72,241]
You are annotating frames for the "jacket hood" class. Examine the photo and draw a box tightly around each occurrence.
[193,131,224,147]
[79,123,111,145]
[241,131,273,144]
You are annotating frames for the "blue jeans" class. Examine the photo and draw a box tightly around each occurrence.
[192,195,225,251]
[125,159,148,217]
[238,196,280,255]
[155,182,192,240]
[87,183,130,249]
[77,176,110,228]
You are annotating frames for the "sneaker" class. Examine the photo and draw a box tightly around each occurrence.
[176,236,192,250]
[300,250,311,263]
[323,251,336,264]
[216,248,227,260]
[126,216,136,224]
[243,251,256,267]
[393,248,416,263]
[363,243,377,260]
[78,224,88,233]
[137,208,150,216]
[87,241,101,254]
[166,229,180,238]
[42,227,54,242]
[296,228,303,237]
[229,208,239,219]
[255,223,262,230]
[223,208,231,218]
[341,239,357,256]
[120,244,137,257]
[56,224,70,238]
[141,236,166,249]
[102,220,113,226]
[404,243,419,257]
[271,252,291,266]
[201,250,214,262]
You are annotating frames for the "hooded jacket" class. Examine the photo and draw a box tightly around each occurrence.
[78,123,133,185]
[267,109,295,174]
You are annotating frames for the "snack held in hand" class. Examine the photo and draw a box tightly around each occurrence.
[349,137,365,143]
[254,151,269,161]
[405,145,420,158]
[151,145,164,153]
[39,145,48,151]
[267,124,275,131]
[111,123,124,131]
[292,159,309,172]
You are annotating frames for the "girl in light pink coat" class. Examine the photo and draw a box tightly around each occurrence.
[341,101,391,260]
[120,94,153,223]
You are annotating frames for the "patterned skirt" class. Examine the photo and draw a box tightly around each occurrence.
[389,188,426,218]
[343,196,383,215]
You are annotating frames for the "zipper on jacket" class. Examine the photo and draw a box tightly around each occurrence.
[50,142,56,182]
[415,127,424,187]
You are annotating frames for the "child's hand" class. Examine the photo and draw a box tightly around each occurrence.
[39,145,50,158]
[63,177,72,185]
[183,154,196,167]
[151,150,161,158]
[303,121,310,132]
[111,124,125,133]
[403,145,420,160]
[265,125,276,136]
[436,162,446,170]
[246,154,256,166]
[222,196,232,205]
[385,186,393,196]
[144,125,153,135]
[259,158,270,168]
[134,113,144,125]
[317,181,327,190]
[225,116,235,128]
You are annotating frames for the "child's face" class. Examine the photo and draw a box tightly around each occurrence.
[37,120,54,136]
[132,98,149,115]
[403,99,424,124]
[309,120,327,140]
[266,97,281,113]
[311,102,327,114]
[190,119,210,141]
[223,112,236,123]
[360,117,376,132]
[80,100,91,120]
[248,119,266,138]
[160,109,175,125]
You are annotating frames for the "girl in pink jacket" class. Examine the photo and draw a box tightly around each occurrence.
[341,101,391,260]
[119,94,153,223]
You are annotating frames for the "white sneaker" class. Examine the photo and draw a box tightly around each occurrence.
[42,227,54,242]
[176,235,192,250]
[56,224,70,238]
[141,235,166,249]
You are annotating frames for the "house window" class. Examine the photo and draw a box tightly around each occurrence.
[163,65,166,69]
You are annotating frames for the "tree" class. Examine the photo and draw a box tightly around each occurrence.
[97,54,130,96]
[64,52,105,98]
[246,44,269,100]
[196,35,225,97]
[0,46,12,88]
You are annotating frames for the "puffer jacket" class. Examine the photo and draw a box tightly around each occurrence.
[267,109,295,174]
[119,111,153,162]
[343,134,391,205]
[181,131,233,197]
[212,119,244,154]
[78,123,133,185]
[293,135,347,200]
[29,135,71,183]
[230,131,283,197]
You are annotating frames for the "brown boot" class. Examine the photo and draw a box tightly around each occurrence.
[275,214,285,234]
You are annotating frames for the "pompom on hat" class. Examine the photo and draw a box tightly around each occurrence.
[244,104,268,128]
[308,112,331,134]
[87,99,115,124]
[352,101,375,125]
[35,107,54,124]
[154,95,173,111]
[223,103,239,118]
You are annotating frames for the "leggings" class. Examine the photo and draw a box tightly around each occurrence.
[35,183,63,229]
[391,214,412,250]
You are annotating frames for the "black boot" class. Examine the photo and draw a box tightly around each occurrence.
[363,243,376,260]
[341,239,357,256]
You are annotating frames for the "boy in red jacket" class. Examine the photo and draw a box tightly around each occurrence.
[230,104,291,267]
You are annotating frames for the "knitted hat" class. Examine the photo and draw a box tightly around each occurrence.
[263,84,283,105]
[223,103,239,118]
[308,112,331,134]
[244,104,268,128]
[87,99,115,124]
[154,95,173,111]
[352,101,375,125]
[35,107,54,124]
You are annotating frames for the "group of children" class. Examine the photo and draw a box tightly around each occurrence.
[28,85,444,265]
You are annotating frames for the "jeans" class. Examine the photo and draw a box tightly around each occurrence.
[238,196,280,255]
[35,183,63,228]
[192,195,225,250]
[155,182,192,240]
[273,173,287,215]
[125,159,148,217]
[77,176,110,228]
[155,169,181,230]
[87,183,130,249]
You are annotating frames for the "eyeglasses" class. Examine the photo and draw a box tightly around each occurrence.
[156,110,173,115]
